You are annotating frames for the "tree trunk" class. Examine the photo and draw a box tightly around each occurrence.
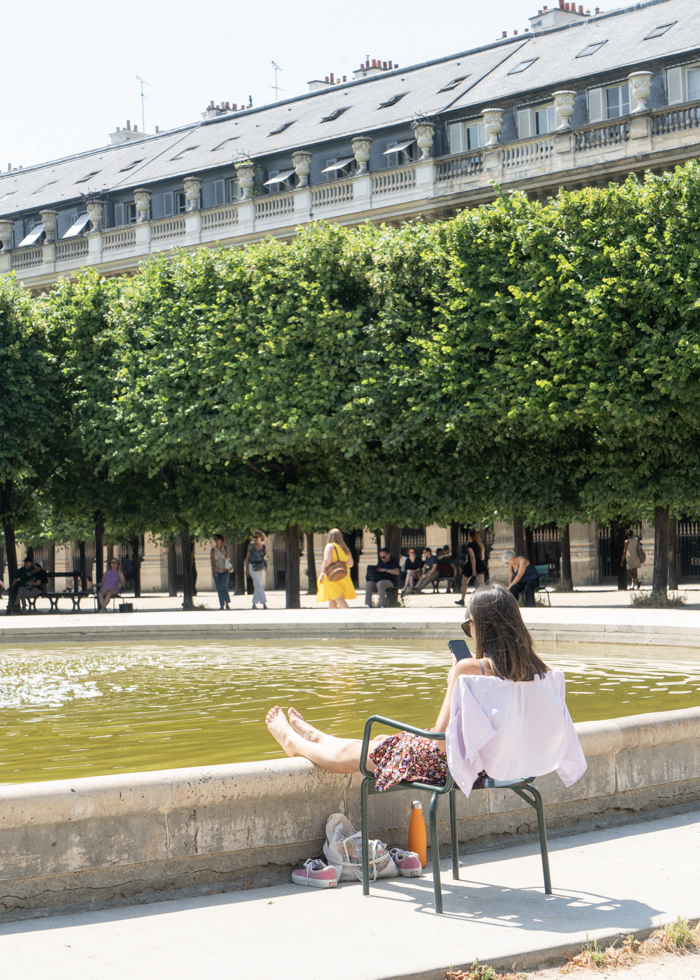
[611,521,628,590]
[78,541,87,591]
[284,524,301,609]
[48,543,56,579]
[233,541,247,596]
[94,509,105,586]
[178,523,195,610]
[668,516,678,591]
[382,524,402,563]
[167,541,178,596]
[130,536,142,598]
[512,511,526,557]
[0,481,18,583]
[106,543,113,567]
[653,505,669,595]
[306,533,318,595]
[26,545,34,562]
[560,523,572,586]
[190,536,198,595]
[524,526,535,564]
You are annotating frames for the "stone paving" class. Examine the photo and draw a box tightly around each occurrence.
[0,810,697,980]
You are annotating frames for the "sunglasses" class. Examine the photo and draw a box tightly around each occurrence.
[461,619,473,636]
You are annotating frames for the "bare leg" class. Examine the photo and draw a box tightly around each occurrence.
[288,707,343,745]
[476,574,485,587]
[336,597,348,609]
[328,599,337,609]
[266,706,380,774]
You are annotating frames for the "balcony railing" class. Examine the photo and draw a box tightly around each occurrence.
[371,167,416,195]
[151,216,187,243]
[56,238,89,261]
[436,151,484,184]
[575,120,630,152]
[312,181,354,208]
[12,247,43,270]
[502,138,554,170]
[255,195,294,220]
[652,102,700,136]
[202,205,240,231]
[103,228,137,251]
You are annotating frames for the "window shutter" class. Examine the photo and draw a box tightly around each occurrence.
[214,180,226,206]
[163,192,174,217]
[114,203,125,227]
[666,66,683,104]
[588,87,605,122]
[448,122,463,154]
[517,108,532,139]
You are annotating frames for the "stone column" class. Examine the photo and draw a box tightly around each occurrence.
[628,71,654,112]
[412,122,435,160]
[291,150,312,187]
[481,108,504,146]
[183,176,202,211]
[236,163,255,201]
[553,90,576,130]
[351,136,373,174]
[0,219,13,251]
[86,199,104,233]
[133,188,151,223]
[39,210,58,243]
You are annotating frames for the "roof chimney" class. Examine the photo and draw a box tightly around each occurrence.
[513,29,518,34]
[502,30,507,37]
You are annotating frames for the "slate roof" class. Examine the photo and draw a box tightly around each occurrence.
[0,0,698,220]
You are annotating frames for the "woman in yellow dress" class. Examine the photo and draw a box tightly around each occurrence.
[317,529,357,609]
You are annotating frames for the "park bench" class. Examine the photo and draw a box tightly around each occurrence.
[432,560,458,593]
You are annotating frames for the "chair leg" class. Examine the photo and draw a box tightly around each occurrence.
[429,791,443,914]
[529,784,552,894]
[361,777,371,897]
[449,789,460,880]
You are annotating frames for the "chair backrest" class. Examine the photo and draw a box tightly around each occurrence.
[534,564,549,587]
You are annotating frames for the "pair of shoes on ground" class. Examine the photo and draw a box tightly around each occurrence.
[291,849,422,888]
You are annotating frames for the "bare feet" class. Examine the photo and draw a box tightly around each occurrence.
[288,707,322,743]
[265,706,298,757]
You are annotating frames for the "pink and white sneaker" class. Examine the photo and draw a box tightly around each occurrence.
[389,848,422,877]
[291,859,338,888]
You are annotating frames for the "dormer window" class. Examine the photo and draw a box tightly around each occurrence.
[439,75,468,93]
[448,119,485,154]
[378,94,406,109]
[516,104,557,139]
[264,168,297,192]
[18,224,45,247]
[666,64,700,104]
[62,213,91,238]
[384,139,416,167]
[268,121,295,137]
[587,82,636,122]
[321,107,351,123]
[321,157,355,180]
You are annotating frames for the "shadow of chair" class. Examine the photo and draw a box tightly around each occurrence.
[359,714,552,914]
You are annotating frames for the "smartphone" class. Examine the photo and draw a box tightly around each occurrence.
[448,639,473,662]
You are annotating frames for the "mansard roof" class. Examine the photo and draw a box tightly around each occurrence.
[0,0,697,219]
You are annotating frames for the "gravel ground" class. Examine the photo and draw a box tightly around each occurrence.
[528,949,700,979]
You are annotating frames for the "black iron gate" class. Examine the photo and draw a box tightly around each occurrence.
[677,519,700,582]
[530,525,561,579]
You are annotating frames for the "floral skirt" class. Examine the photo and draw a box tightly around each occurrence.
[369,730,449,793]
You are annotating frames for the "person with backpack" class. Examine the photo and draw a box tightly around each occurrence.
[318,529,356,609]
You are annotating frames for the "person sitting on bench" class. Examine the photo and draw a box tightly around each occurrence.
[7,557,36,613]
[96,559,125,613]
[16,559,49,609]
[410,547,439,592]
[264,584,586,795]
[364,548,399,608]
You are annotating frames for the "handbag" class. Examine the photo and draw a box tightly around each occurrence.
[224,558,233,571]
[323,813,398,882]
[638,541,646,564]
[326,546,348,582]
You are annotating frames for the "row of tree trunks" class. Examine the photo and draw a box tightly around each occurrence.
[653,505,670,596]
[306,533,318,595]
[167,541,178,597]
[284,524,301,610]
[130,536,142,598]
[0,481,18,583]
[94,509,105,586]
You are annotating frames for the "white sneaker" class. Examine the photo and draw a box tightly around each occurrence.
[291,858,338,888]
[389,848,423,877]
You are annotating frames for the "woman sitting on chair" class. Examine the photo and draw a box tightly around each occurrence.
[265,584,585,794]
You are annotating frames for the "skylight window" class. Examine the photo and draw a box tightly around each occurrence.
[119,159,144,172]
[0,191,15,204]
[378,93,407,109]
[32,181,57,195]
[171,146,198,160]
[645,22,675,39]
[439,75,469,93]
[321,107,351,123]
[76,171,101,183]
[268,121,295,136]
[212,137,241,150]
[508,59,538,74]
[576,41,607,58]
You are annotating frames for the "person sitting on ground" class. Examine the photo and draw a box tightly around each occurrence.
[265,584,586,796]
[16,559,49,610]
[503,549,541,607]
[317,528,356,610]
[364,548,399,608]
[402,548,424,592]
[456,530,488,606]
[96,558,125,613]
[410,547,440,592]
[6,557,35,613]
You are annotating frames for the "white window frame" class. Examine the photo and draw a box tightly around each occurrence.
[126,203,138,224]
[448,119,485,154]
[321,158,356,181]
[226,178,241,202]
[175,192,188,214]
[384,140,416,167]
[587,81,639,123]
[666,63,700,105]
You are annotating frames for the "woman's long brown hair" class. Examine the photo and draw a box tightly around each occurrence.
[467,584,549,681]
[468,530,485,559]
[327,528,350,556]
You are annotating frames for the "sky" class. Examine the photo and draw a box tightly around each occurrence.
[3,0,634,170]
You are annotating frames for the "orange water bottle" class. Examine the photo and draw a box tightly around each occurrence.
[408,800,427,867]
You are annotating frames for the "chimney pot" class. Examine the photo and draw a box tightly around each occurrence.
[559,0,565,7]
[579,4,583,10]
[134,125,138,131]
[502,30,507,36]
[325,76,329,82]
[389,61,393,68]
[343,75,346,82]
[127,120,131,130]
[155,125,159,133]
[395,63,399,68]
[525,27,529,31]
[382,61,387,68]
[514,29,518,34]
[595,5,599,10]
[543,3,547,7]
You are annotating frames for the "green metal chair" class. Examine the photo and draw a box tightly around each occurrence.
[359,714,552,914]
[534,564,552,606]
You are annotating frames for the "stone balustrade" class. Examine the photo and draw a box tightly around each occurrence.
[3,98,700,286]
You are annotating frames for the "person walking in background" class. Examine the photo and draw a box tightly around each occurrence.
[210,534,231,610]
[503,550,540,607]
[96,558,125,612]
[456,530,488,606]
[247,531,268,610]
[121,555,134,590]
[621,527,644,590]
[402,548,423,592]
[317,529,356,609]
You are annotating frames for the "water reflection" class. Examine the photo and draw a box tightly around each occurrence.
[0,640,698,784]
